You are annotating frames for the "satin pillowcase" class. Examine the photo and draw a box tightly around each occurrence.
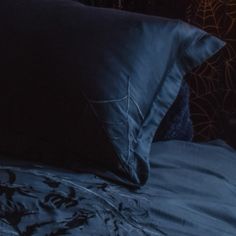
[0,0,225,186]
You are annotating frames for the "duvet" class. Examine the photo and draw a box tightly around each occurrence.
[1,140,236,236]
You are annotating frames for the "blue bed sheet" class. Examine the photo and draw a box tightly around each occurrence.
[1,140,236,235]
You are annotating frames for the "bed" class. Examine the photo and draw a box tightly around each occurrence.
[1,0,235,235]
[1,140,236,235]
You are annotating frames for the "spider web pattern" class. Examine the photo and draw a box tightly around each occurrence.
[221,0,236,118]
[186,0,236,141]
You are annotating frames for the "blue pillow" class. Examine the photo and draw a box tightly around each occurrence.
[0,0,225,187]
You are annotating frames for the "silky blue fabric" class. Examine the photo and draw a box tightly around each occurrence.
[1,140,236,235]
[0,0,225,186]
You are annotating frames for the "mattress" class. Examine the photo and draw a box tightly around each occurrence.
[1,140,236,235]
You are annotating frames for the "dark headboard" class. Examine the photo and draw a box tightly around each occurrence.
[81,0,188,19]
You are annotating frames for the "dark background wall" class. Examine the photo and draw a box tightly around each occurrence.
[81,0,236,141]
[185,0,236,142]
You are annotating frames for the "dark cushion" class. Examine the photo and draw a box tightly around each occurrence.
[153,80,193,142]
[0,0,225,187]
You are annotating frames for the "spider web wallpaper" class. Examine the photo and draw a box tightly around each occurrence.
[81,0,236,141]
[186,0,236,141]
[221,0,236,119]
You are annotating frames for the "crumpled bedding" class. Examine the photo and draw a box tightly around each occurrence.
[1,140,236,236]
